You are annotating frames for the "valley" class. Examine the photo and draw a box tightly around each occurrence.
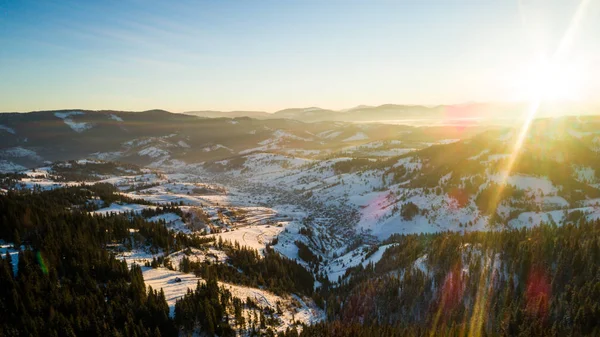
[3,111,600,336]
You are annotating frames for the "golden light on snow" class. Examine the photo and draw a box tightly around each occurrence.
[497,0,591,208]
[465,1,592,336]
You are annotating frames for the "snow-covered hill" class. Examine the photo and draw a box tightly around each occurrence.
[0,109,487,171]
[5,114,600,316]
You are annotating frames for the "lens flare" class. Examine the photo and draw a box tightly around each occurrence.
[429,262,466,336]
[525,266,551,320]
[465,1,592,336]
[467,252,497,337]
[490,0,591,218]
[36,251,48,275]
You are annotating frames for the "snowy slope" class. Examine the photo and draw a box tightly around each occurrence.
[55,111,92,133]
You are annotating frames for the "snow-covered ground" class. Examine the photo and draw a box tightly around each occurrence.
[325,243,397,281]
[1,147,42,160]
[0,242,20,275]
[317,130,342,139]
[343,132,368,142]
[0,124,16,134]
[508,206,600,228]
[208,225,284,252]
[148,213,190,233]
[117,251,324,330]
[488,173,557,195]
[55,111,92,133]
[6,120,600,299]
[139,146,170,158]
[0,160,26,173]
[92,203,154,215]
[109,114,123,122]
[166,247,228,268]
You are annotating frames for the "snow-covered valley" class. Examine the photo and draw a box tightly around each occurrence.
[4,114,600,335]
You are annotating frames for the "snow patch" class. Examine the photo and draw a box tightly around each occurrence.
[0,125,16,134]
[202,144,232,152]
[91,151,123,161]
[573,165,596,184]
[488,173,557,194]
[138,147,169,158]
[0,160,26,173]
[317,130,342,139]
[1,147,42,160]
[54,111,92,133]
[0,243,21,275]
[109,114,123,122]
[343,132,368,142]
[208,225,285,253]
[468,149,490,160]
[92,203,154,215]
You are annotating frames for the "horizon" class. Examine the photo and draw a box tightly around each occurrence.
[1,100,599,116]
[1,0,599,112]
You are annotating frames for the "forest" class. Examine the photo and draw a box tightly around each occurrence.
[2,184,600,336]
[0,186,178,336]
[308,221,600,337]
[0,185,314,336]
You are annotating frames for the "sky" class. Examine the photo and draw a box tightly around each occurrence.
[0,0,599,112]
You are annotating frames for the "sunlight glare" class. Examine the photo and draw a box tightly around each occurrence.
[470,1,592,336]
[516,57,584,103]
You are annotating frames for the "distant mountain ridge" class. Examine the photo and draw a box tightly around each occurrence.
[1,108,488,172]
[184,110,271,119]
[185,102,598,122]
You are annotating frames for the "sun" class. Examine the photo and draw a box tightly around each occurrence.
[517,57,584,103]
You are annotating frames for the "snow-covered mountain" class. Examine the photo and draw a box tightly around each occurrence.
[5,111,600,242]
[5,111,600,251]
[6,112,600,267]
[0,109,485,171]
[190,115,600,243]
[5,113,600,336]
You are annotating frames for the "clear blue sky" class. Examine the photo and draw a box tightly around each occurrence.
[0,0,598,112]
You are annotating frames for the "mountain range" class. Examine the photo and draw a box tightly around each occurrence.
[185,102,598,123]
[0,108,488,172]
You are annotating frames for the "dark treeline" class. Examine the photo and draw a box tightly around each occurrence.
[306,220,600,337]
[0,186,178,336]
[50,161,143,182]
[140,205,183,219]
[174,267,286,337]
[174,270,235,336]
[279,321,425,337]
[0,172,27,189]
[6,183,600,336]
[0,184,180,246]
[0,185,315,336]
[295,240,319,266]
[332,157,399,175]
[181,239,314,297]
[0,186,229,336]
